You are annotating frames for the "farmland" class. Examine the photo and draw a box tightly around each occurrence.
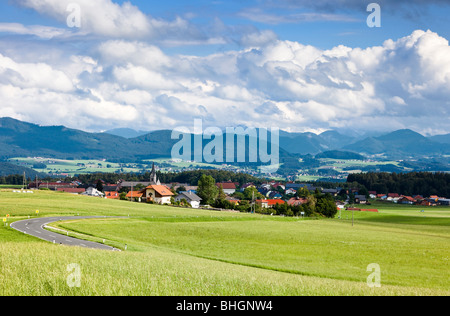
[0,190,449,296]
[7,157,149,176]
[7,157,240,177]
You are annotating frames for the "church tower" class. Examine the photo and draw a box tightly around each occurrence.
[150,163,161,185]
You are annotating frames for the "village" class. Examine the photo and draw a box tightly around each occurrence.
[23,164,450,214]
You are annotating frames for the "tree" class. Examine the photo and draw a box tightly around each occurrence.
[243,187,263,201]
[197,175,218,205]
[359,186,369,198]
[348,192,355,205]
[217,184,227,201]
[338,189,348,201]
[297,187,310,198]
[176,185,187,194]
[316,198,338,218]
[96,180,103,192]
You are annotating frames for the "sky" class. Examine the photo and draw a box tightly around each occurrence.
[0,0,449,136]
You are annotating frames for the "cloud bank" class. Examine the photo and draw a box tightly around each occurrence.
[0,27,449,135]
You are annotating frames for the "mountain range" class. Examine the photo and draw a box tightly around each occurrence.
[0,117,449,163]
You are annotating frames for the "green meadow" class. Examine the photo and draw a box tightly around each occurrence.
[8,157,145,176]
[0,190,449,296]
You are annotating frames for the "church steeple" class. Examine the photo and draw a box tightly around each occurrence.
[150,163,160,185]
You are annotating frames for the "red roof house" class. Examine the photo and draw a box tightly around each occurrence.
[256,199,286,208]
[216,182,236,194]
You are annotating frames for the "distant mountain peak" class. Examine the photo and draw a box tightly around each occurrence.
[381,129,425,138]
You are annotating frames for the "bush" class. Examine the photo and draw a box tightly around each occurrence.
[316,198,338,218]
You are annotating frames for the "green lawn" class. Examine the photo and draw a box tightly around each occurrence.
[0,190,449,296]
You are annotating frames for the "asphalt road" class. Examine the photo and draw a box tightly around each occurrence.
[11,216,120,251]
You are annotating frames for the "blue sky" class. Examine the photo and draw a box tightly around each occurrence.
[0,0,449,135]
[2,0,449,50]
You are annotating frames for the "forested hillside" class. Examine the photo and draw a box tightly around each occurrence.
[348,172,450,197]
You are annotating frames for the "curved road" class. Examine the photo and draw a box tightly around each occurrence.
[11,216,120,251]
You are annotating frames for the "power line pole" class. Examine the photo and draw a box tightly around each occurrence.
[252,191,255,214]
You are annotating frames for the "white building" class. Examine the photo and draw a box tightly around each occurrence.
[81,187,104,198]
[175,191,202,209]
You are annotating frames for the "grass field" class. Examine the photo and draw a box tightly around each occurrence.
[8,157,146,176]
[0,190,449,296]
[9,157,240,176]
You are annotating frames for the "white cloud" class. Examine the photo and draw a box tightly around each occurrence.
[98,40,171,70]
[0,23,69,39]
[0,53,74,92]
[0,29,450,134]
[16,0,151,37]
[14,0,199,41]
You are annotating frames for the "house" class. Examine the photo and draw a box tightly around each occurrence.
[425,198,440,206]
[285,188,297,195]
[285,183,304,191]
[268,191,283,199]
[322,189,338,196]
[398,196,416,205]
[429,195,439,201]
[175,191,202,208]
[126,190,143,202]
[355,195,368,204]
[258,186,271,197]
[225,196,241,206]
[240,183,255,192]
[105,191,120,199]
[171,183,198,193]
[81,187,104,198]
[287,197,308,207]
[438,199,450,206]
[336,201,346,210]
[144,185,174,204]
[387,193,400,202]
[103,185,119,192]
[256,199,286,209]
[271,182,285,190]
[216,182,236,195]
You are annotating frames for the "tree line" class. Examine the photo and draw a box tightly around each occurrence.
[66,170,264,187]
[0,174,26,185]
[347,172,450,197]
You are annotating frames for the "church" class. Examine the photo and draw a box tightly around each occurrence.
[142,163,174,204]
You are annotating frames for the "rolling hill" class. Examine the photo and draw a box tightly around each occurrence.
[0,161,46,178]
[0,118,448,167]
[429,133,450,144]
[344,129,449,158]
